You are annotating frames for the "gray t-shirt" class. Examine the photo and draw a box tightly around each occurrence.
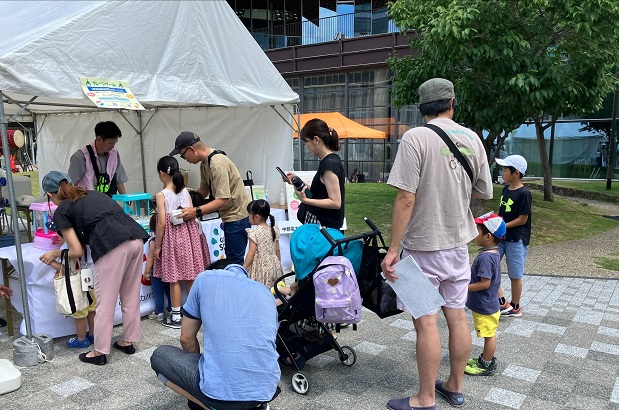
[68,149,128,186]
[388,118,493,251]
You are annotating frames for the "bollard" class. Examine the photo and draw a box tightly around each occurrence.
[32,334,54,361]
[12,336,39,367]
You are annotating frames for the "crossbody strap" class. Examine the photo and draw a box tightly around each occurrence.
[206,150,226,200]
[424,123,474,183]
[85,145,101,180]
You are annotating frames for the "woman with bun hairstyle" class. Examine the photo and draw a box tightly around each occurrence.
[285,118,345,229]
[39,171,149,365]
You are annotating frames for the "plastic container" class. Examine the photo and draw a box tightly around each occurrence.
[29,202,58,235]
[33,228,61,250]
[279,189,285,206]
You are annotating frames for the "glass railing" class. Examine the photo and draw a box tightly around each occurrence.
[251,10,398,50]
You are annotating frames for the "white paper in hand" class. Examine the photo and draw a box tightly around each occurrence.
[383,255,445,319]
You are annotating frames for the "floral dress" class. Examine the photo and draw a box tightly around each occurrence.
[153,188,210,282]
[246,225,283,288]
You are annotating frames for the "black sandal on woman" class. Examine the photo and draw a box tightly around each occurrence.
[113,341,136,354]
[79,351,107,365]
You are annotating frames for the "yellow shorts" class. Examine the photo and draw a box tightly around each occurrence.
[472,311,500,338]
[72,290,97,319]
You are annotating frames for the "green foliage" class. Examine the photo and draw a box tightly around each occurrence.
[388,0,619,133]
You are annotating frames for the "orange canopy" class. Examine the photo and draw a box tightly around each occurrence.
[293,112,386,139]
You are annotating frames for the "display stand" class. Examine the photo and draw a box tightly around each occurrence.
[112,192,152,231]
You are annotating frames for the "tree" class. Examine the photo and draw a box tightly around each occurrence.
[388,0,619,201]
[580,91,614,141]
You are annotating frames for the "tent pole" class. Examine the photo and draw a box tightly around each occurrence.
[137,111,147,192]
[0,90,33,339]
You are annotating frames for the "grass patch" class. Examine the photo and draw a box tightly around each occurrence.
[527,179,619,199]
[345,183,397,245]
[344,183,619,248]
[594,253,619,271]
[15,170,40,197]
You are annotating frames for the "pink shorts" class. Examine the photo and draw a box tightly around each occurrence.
[401,245,470,313]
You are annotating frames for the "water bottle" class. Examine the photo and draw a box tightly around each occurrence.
[291,176,313,198]
[279,188,286,206]
[265,189,270,203]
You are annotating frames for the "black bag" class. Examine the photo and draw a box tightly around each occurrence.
[86,145,118,196]
[358,234,402,319]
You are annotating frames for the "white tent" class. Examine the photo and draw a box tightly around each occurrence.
[0,0,299,194]
[504,123,602,166]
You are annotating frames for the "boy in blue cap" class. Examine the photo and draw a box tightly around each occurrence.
[463,213,505,377]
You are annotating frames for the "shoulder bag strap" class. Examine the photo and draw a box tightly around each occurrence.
[424,123,474,183]
[206,150,226,200]
[62,249,77,314]
[85,145,102,180]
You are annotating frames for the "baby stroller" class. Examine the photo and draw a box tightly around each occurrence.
[273,218,382,395]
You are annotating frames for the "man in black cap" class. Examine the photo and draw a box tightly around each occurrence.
[381,78,493,410]
[170,132,251,264]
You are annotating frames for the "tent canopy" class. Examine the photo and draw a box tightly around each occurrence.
[0,0,298,114]
[293,112,386,139]
[0,1,299,195]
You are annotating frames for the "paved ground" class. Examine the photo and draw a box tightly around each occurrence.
[1,198,619,409]
[2,272,619,410]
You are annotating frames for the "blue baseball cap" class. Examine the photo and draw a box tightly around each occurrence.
[474,213,506,239]
[42,171,72,193]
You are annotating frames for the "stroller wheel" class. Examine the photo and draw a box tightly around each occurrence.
[339,345,357,366]
[291,371,310,395]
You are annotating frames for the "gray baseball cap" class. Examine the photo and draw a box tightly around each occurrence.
[170,131,200,156]
[42,171,72,193]
[418,78,455,104]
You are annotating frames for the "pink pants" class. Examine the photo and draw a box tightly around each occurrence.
[93,239,143,354]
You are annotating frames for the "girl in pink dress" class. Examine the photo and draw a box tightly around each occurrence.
[153,156,210,328]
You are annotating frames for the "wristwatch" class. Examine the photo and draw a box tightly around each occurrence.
[195,206,203,218]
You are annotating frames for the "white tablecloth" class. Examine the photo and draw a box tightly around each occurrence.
[2,209,290,338]
[200,209,291,270]
[0,242,155,338]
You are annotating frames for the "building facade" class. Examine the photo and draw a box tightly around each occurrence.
[227,0,617,180]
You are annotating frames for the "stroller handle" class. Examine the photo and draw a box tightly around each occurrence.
[273,271,296,310]
[318,217,383,248]
[364,217,380,233]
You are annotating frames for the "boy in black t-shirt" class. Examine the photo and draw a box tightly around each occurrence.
[494,155,531,317]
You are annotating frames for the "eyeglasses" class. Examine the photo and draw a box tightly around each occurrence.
[180,146,191,160]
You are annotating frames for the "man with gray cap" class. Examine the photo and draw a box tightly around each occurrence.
[381,78,493,410]
[170,132,250,264]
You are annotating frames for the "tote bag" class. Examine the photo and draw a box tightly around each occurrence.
[357,234,402,319]
[54,249,90,315]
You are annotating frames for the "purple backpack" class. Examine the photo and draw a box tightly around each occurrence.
[313,256,362,325]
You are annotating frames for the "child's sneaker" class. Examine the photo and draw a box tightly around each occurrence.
[86,332,94,344]
[162,316,182,329]
[465,356,496,376]
[66,336,91,348]
[148,310,165,321]
[501,305,522,317]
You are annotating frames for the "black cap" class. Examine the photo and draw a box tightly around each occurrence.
[170,131,200,156]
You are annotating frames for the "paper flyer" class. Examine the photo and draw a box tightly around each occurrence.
[80,77,144,110]
[384,255,445,319]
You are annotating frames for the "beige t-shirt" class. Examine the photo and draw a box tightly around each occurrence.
[387,118,493,251]
[200,150,250,223]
